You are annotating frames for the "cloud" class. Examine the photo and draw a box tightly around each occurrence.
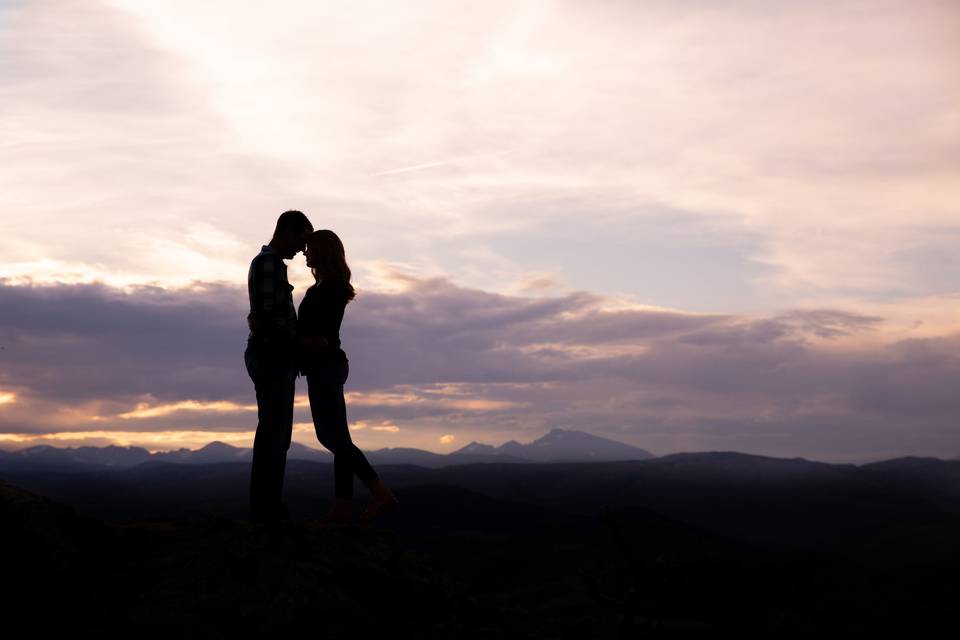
[0,276,958,460]
[1,0,958,458]
[1,0,958,309]
[0,279,247,405]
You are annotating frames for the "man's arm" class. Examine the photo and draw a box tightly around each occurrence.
[248,254,282,340]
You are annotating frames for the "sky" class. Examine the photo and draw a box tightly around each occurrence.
[0,0,958,462]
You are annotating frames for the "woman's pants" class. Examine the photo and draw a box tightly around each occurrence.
[307,359,379,500]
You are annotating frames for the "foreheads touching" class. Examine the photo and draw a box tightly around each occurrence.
[271,210,313,259]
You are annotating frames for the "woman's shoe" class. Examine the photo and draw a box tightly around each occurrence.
[360,481,399,522]
[317,499,353,526]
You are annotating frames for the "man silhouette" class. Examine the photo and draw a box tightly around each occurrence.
[244,210,313,526]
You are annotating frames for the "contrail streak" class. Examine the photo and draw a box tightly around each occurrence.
[373,149,516,176]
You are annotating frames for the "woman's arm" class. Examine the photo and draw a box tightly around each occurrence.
[300,335,329,349]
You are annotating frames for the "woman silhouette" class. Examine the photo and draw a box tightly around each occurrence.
[299,229,398,525]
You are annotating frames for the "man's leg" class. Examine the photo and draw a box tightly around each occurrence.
[249,361,296,524]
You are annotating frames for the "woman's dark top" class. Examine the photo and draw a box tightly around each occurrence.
[297,280,349,375]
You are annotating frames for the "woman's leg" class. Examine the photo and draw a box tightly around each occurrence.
[337,360,380,489]
[346,442,379,488]
[308,362,378,500]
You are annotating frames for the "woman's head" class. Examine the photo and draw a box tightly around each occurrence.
[304,229,356,301]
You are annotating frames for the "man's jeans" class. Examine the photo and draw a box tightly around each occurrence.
[245,339,297,523]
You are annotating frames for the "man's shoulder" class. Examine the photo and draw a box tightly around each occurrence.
[249,247,280,270]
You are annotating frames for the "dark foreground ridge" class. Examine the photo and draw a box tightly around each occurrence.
[1,480,537,639]
[3,452,958,638]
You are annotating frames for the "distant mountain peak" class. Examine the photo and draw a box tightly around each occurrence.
[510,428,653,462]
[200,441,237,451]
[24,445,58,454]
[447,429,653,463]
[451,441,497,455]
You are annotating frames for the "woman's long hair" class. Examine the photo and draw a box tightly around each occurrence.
[306,229,356,302]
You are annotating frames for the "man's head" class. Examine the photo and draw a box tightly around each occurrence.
[270,210,313,259]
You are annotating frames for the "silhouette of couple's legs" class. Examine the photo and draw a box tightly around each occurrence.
[246,340,297,524]
[307,359,378,500]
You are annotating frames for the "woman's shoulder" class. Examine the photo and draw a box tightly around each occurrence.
[307,281,340,292]
[301,283,320,301]
[305,281,348,303]
[318,279,349,297]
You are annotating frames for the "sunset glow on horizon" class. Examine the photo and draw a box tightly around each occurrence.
[1,0,958,461]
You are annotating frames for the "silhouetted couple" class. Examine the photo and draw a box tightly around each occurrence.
[244,210,398,527]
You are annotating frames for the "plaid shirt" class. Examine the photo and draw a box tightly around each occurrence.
[247,245,297,348]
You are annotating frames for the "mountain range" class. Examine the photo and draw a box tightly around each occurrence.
[0,427,654,470]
